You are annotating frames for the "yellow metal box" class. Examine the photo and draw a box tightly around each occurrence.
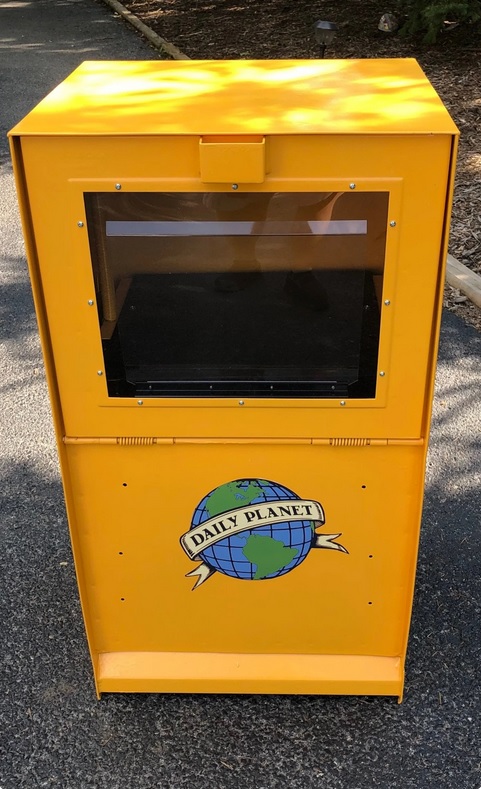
[9,59,458,699]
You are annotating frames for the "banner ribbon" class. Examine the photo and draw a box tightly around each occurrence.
[180,499,325,560]
[181,498,347,589]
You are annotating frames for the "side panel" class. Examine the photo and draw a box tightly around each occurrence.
[8,136,100,693]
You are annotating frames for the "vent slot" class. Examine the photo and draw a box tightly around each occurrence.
[330,438,370,447]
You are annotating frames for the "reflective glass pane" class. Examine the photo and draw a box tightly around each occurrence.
[84,191,388,398]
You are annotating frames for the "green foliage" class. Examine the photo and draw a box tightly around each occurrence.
[397,0,481,41]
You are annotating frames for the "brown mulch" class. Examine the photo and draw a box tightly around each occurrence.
[120,0,481,329]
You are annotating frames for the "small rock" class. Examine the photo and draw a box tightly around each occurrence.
[453,295,468,303]
[378,13,399,33]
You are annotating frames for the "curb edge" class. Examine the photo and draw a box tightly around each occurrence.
[446,254,481,309]
[99,0,190,60]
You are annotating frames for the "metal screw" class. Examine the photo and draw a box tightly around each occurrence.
[97,370,103,376]
[390,220,397,227]
[340,400,346,406]
[349,183,356,190]
[379,371,386,377]
[384,299,391,306]
[239,400,244,405]
[77,221,84,227]
[137,400,143,406]
[232,184,238,190]
[115,183,122,190]
[88,299,94,306]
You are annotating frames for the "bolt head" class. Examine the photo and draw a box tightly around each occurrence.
[384,299,391,306]
[88,299,94,306]
[238,400,244,405]
[97,370,103,376]
[349,183,356,190]
[115,183,122,190]
[340,400,346,406]
[77,221,84,227]
[379,371,386,377]
[390,220,397,227]
[137,400,143,406]
[232,184,239,190]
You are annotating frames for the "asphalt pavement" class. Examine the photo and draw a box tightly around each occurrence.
[1,2,481,787]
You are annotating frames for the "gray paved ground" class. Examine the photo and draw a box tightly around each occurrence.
[1,2,481,787]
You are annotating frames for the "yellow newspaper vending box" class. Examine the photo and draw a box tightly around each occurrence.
[9,59,458,699]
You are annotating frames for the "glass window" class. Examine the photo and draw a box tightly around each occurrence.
[84,191,388,398]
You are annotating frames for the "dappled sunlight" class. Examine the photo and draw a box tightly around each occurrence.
[9,58,458,137]
[463,153,481,173]
[0,40,41,49]
[426,343,481,493]
[239,60,348,84]
[0,41,99,54]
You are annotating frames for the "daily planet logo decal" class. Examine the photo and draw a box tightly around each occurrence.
[180,478,348,589]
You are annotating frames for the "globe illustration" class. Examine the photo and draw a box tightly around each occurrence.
[190,478,317,581]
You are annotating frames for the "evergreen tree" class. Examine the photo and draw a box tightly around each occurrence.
[398,0,481,41]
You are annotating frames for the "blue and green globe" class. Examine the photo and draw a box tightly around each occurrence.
[190,478,316,580]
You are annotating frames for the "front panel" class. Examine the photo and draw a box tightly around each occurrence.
[19,133,451,439]
[65,442,423,661]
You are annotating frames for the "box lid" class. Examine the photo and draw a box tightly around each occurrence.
[9,58,458,138]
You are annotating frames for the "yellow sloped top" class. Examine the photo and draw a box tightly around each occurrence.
[9,59,458,137]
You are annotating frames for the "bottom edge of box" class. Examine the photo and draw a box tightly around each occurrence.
[96,651,403,697]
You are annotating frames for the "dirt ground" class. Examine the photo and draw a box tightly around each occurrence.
[121,0,481,329]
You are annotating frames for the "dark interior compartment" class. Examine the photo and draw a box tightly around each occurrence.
[103,269,380,398]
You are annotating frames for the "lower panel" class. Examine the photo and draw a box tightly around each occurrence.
[61,441,426,698]
[98,652,403,697]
